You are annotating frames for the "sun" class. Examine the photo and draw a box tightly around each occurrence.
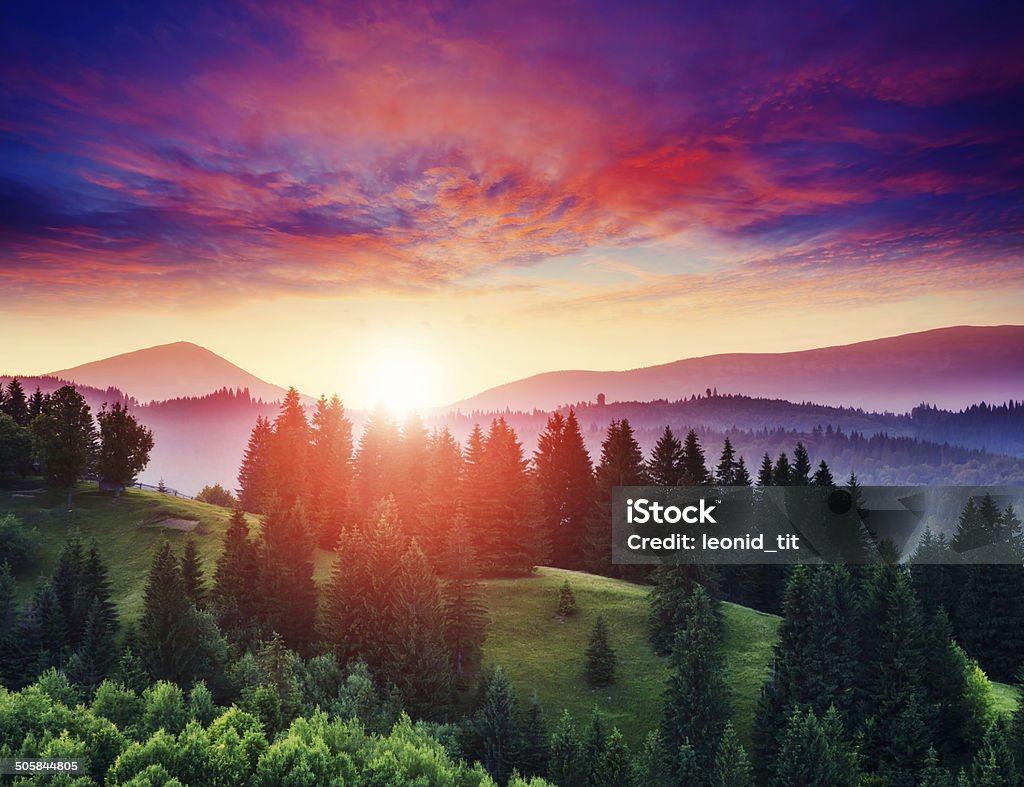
[358,338,440,416]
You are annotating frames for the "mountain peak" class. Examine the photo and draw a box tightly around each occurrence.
[48,341,288,404]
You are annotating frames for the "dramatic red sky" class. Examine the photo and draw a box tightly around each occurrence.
[2,0,1022,407]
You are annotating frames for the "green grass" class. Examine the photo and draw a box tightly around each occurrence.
[5,483,1017,748]
[480,567,779,750]
[3,480,259,621]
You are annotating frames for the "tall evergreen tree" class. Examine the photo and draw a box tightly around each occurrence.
[354,406,402,517]
[269,387,311,508]
[791,442,812,485]
[475,666,521,784]
[66,596,118,694]
[679,429,711,486]
[548,710,585,787]
[712,722,753,787]
[417,426,464,561]
[519,691,549,779]
[534,410,595,569]
[585,419,647,574]
[648,562,720,656]
[96,402,154,494]
[772,452,792,486]
[584,614,616,687]
[438,520,489,688]
[968,722,1019,787]
[51,533,84,648]
[237,415,273,513]
[180,538,207,610]
[309,394,353,549]
[715,437,739,486]
[141,541,202,686]
[0,562,17,685]
[77,540,118,645]
[757,453,774,487]
[29,385,96,507]
[661,585,730,782]
[594,727,632,787]
[258,502,317,652]
[734,457,753,486]
[811,459,835,487]
[28,386,45,420]
[3,377,30,425]
[773,707,859,787]
[213,508,261,643]
[647,426,683,486]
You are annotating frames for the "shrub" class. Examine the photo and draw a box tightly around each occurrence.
[584,615,616,688]
[195,484,238,508]
[0,513,37,567]
[557,580,577,617]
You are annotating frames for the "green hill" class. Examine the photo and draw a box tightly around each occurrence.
[4,482,1018,752]
[479,567,778,750]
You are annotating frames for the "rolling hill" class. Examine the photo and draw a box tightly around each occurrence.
[47,341,290,404]
[3,482,1018,751]
[452,325,1024,414]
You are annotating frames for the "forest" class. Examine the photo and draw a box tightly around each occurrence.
[1,381,1023,785]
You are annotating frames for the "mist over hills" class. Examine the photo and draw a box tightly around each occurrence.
[7,324,1024,494]
[454,325,1024,414]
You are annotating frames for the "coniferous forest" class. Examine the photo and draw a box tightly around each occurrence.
[2,379,1024,786]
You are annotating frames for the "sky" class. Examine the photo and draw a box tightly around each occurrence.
[1,0,1022,408]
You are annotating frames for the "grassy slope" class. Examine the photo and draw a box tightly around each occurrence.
[3,481,257,621]
[480,567,779,750]
[4,484,1018,749]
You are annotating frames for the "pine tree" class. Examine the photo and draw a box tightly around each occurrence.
[757,453,774,487]
[679,429,710,486]
[807,566,858,721]
[3,377,29,426]
[712,722,753,787]
[558,579,578,617]
[309,394,353,549]
[919,747,954,787]
[141,541,202,686]
[435,520,488,688]
[475,666,521,784]
[734,457,753,486]
[582,708,608,786]
[584,614,616,687]
[416,426,464,561]
[811,459,835,487]
[213,508,261,643]
[519,691,549,778]
[968,722,1019,787]
[354,406,402,517]
[715,437,739,486]
[534,410,595,569]
[586,419,647,574]
[29,385,96,507]
[180,537,207,609]
[28,387,45,420]
[395,411,431,532]
[661,585,730,780]
[51,533,84,648]
[386,540,454,719]
[238,415,273,513]
[634,730,672,787]
[13,581,67,685]
[268,387,311,508]
[772,452,792,486]
[67,596,118,694]
[791,442,812,485]
[548,710,584,787]
[594,727,632,787]
[648,563,720,656]
[647,426,683,486]
[773,707,859,787]
[96,402,154,494]
[77,540,118,646]
[257,502,317,652]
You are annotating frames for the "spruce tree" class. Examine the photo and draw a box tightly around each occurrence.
[29,385,96,508]
[78,540,117,639]
[28,387,45,420]
[594,727,632,787]
[647,426,683,486]
[475,666,521,784]
[586,419,647,574]
[715,437,739,486]
[808,566,858,721]
[439,520,489,688]
[558,579,578,617]
[141,541,202,686]
[772,452,792,486]
[308,394,353,549]
[548,710,584,787]
[661,585,730,781]
[968,722,1019,787]
[0,562,16,685]
[51,533,84,648]
[519,691,549,779]
[649,562,720,656]
[811,459,835,487]
[386,540,454,719]
[584,614,616,687]
[3,377,29,425]
[237,415,273,513]
[791,442,812,485]
[919,747,954,787]
[733,457,753,486]
[679,429,710,486]
[257,502,317,652]
[773,707,859,787]
[354,406,402,518]
[633,730,672,787]
[213,508,261,643]
[711,722,753,787]
[417,426,464,562]
[66,596,118,694]
[757,453,774,487]
[534,410,595,569]
[268,387,311,508]
[582,708,608,786]
[180,537,207,610]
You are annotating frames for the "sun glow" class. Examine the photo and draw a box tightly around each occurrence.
[356,338,441,416]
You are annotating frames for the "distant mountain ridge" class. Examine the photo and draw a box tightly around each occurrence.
[452,325,1024,413]
[47,341,290,404]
